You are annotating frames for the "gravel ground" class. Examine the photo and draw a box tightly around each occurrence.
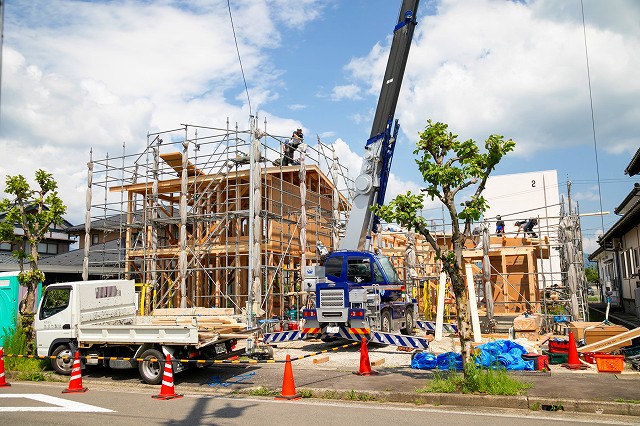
[259,332,639,374]
[260,332,463,370]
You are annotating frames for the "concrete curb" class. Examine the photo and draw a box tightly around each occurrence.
[527,396,640,417]
[292,388,639,417]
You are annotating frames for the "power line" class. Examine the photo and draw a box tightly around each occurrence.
[581,0,605,233]
[227,0,252,116]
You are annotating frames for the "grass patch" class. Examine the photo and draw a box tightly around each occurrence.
[342,390,377,401]
[530,401,541,411]
[2,326,48,374]
[615,399,640,404]
[417,363,532,396]
[320,390,341,399]
[247,386,279,397]
[298,388,314,398]
[344,390,358,400]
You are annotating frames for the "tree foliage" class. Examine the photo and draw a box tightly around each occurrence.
[0,169,67,348]
[585,264,599,283]
[374,120,514,367]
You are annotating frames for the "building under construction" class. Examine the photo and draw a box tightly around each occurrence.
[80,118,589,330]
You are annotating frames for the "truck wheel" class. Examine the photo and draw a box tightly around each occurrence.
[381,310,392,333]
[138,348,164,385]
[51,344,74,375]
[402,308,414,335]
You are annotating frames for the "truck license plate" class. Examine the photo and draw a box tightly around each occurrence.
[215,344,226,354]
[327,326,339,334]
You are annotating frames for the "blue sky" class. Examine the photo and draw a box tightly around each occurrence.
[1,0,639,255]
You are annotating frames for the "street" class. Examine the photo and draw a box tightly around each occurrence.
[1,382,637,426]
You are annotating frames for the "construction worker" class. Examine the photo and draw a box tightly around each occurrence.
[495,215,505,235]
[515,218,538,238]
[282,128,303,166]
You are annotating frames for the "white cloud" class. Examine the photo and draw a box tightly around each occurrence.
[331,84,363,101]
[573,186,603,202]
[346,0,640,157]
[0,0,325,224]
[288,104,307,111]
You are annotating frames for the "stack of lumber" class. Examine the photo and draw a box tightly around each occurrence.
[151,308,249,340]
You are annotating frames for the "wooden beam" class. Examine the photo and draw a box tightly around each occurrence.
[577,327,640,353]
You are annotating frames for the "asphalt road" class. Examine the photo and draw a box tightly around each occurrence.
[1,382,637,426]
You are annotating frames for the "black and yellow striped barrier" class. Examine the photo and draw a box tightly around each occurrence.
[1,341,359,365]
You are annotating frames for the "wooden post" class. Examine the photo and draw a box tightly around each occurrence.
[465,264,482,343]
[435,272,446,341]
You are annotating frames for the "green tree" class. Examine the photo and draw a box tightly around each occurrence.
[585,263,599,283]
[374,120,515,366]
[0,170,67,348]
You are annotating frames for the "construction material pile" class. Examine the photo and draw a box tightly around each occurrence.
[150,308,248,342]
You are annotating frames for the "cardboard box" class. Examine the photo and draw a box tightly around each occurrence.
[513,315,539,332]
[584,324,630,352]
[514,330,539,341]
[569,321,603,341]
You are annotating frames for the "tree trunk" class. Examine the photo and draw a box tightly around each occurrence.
[17,245,41,352]
[416,221,474,373]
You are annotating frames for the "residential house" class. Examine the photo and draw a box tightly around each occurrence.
[589,148,640,319]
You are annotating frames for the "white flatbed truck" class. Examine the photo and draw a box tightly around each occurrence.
[35,279,254,384]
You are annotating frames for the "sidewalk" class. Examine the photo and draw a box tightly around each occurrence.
[183,360,640,417]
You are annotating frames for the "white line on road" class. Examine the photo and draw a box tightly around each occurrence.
[0,394,114,412]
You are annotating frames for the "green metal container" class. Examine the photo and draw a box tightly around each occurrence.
[544,350,569,365]
[0,271,42,346]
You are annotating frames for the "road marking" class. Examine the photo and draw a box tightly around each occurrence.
[0,394,114,412]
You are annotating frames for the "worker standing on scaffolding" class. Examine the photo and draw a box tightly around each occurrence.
[495,215,505,235]
[282,128,303,166]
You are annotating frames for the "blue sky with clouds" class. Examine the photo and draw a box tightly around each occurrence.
[1,0,639,255]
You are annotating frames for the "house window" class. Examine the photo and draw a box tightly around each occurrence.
[92,234,99,245]
[37,242,59,255]
[0,242,11,252]
[620,252,627,279]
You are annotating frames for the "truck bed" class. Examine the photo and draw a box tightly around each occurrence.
[78,307,253,349]
[77,324,214,347]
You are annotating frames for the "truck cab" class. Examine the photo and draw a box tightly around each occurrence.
[304,251,415,335]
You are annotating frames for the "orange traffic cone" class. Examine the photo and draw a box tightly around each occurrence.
[152,353,183,400]
[0,348,11,387]
[354,337,379,376]
[563,331,586,370]
[63,351,88,393]
[275,354,301,400]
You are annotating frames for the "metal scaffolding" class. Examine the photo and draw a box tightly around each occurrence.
[83,118,353,322]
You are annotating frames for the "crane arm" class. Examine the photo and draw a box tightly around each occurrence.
[339,0,419,251]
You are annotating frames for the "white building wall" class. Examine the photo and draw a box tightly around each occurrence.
[482,170,562,289]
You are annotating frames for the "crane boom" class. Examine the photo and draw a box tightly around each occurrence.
[339,0,419,251]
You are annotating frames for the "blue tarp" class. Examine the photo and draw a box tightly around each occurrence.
[410,340,534,371]
[476,340,534,370]
[410,351,463,370]
[411,352,437,370]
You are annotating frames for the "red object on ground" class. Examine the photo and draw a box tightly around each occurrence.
[152,353,183,400]
[62,351,88,393]
[562,331,587,370]
[593,354,625,373]
[275,354,301,400]
[583,352,602,364]
[536,354,549,370]
[0,348,11,387]
[355,337,379,376]
[549,339,569,353]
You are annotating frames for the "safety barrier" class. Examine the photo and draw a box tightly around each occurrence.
[0,341,359,365]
